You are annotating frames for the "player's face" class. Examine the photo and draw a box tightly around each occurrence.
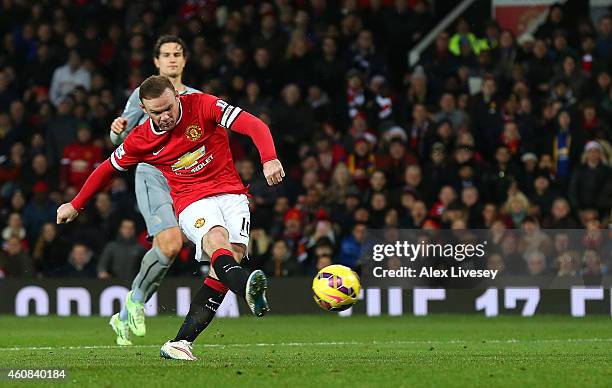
[141,89,180,132]
[154,43,186,78]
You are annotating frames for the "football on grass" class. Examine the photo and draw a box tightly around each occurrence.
[312,264,361,311]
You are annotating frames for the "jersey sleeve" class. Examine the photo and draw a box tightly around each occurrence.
[203,94,244,130]
[109,137,143,172]
[202,94,278,163]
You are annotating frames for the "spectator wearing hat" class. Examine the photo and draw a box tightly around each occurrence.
[569,141,612,214]
[518,152,538,194]
[282,208,304,258]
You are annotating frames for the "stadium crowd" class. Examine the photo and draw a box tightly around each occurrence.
[0,1,610,281]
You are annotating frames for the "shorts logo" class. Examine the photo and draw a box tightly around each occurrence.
[194,218,206,228]
[185,124,202,141]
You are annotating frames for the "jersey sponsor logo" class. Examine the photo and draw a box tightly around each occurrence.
[171,145,213,174]
[194,218,205,228]
[185,124,202,141]
[115,144,125,160]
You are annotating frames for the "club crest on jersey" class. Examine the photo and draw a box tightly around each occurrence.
[171,145,213,174]
[185,124,202,141]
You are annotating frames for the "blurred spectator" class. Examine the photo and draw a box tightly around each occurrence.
[569,141,612,214]
[22,181,56,242]
[2,212,26,243]
[49,50,91,107]
[264,239,298,277]
[337,222,366,270]
[60,125,103,190]
[32,223,70,276]
[555,251,579,278]
[0,236,35,278]
[97,219,144,281]
[59,243,96,278]
[525,251,548,277]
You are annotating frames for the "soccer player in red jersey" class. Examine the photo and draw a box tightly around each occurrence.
[57,75,285,360]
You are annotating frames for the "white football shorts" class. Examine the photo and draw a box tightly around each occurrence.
[179,193,250,262]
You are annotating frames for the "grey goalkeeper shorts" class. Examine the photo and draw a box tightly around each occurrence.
[135,163,178,238]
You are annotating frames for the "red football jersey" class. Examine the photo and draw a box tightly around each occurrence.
[110,93,250,215]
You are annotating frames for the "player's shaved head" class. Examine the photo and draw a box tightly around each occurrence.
[139,75,176,102]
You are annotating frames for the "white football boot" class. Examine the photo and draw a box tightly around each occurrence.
[160,340,197,361]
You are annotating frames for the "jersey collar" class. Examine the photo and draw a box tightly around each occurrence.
[149,99,183,136]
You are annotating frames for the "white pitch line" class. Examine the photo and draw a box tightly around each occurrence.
[1,338,611,352]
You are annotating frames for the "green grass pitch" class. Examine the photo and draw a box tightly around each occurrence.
[0,315,610,387]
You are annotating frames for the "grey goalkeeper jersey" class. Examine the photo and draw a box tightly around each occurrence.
[110,85,201,145]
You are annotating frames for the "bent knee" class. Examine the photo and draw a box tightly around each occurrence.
[155,227,182,258]
[203,226,230,253]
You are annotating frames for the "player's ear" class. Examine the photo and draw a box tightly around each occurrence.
[153,57,160,69]
[140,103,147,115]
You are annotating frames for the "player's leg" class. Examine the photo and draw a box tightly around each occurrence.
[169,243,244,347]
[117,164,181,339]
[161,196,266,359]
[203,194,268,316]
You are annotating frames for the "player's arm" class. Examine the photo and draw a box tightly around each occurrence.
[110,89,145,146]
[212,99,285,185]
[57,143,138,224]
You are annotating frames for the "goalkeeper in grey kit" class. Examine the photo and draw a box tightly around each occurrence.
[108,35,200,346]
